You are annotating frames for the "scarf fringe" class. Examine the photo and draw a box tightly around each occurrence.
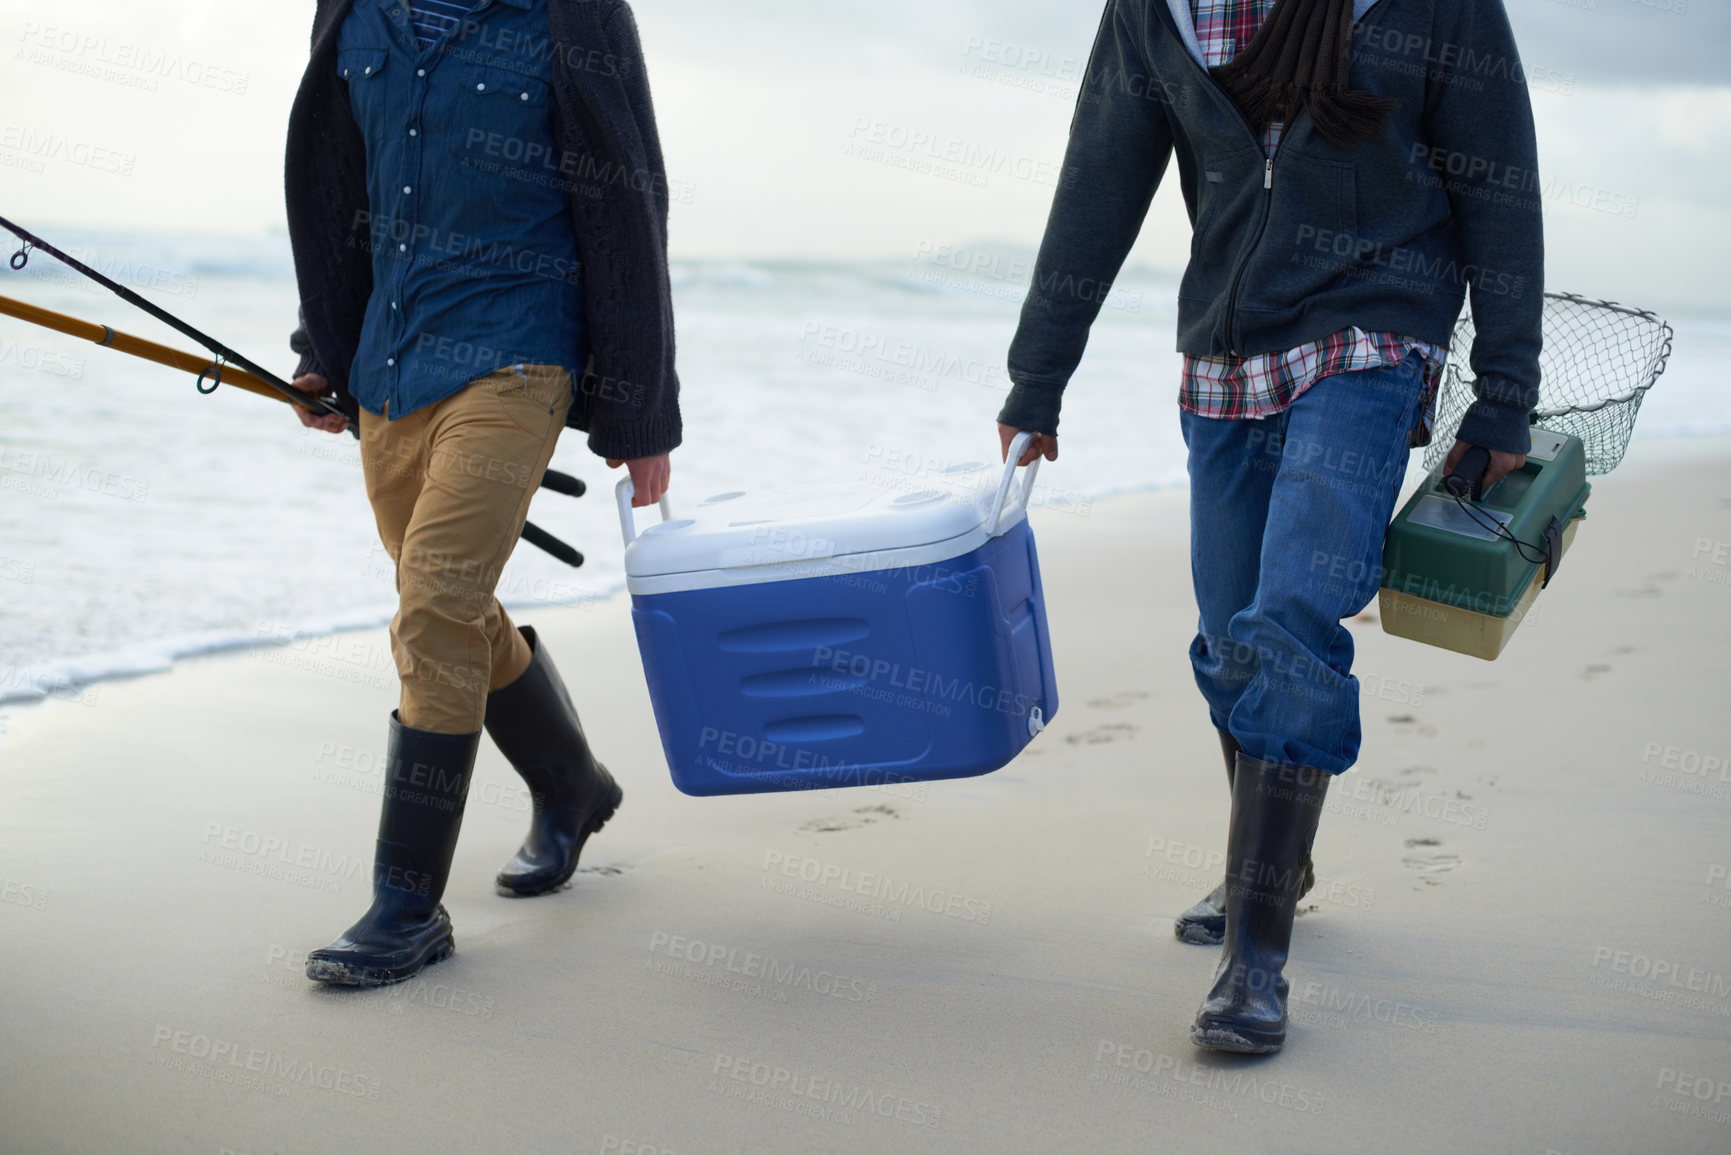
[1208,0,1397,149]
[1307,89,1399,148]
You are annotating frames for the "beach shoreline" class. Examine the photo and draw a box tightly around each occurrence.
[5,430,1728,719]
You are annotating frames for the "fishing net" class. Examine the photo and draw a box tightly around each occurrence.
[1424,292,1674,477]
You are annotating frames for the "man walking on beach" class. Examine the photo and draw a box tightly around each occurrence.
[285,0,680,986]
[998,0,1542,1052]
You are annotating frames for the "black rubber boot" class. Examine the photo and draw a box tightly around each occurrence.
[485,626,622,898]
[307,714,480,987]
[1190,752,1331,1054]
[1174,731,1316,946]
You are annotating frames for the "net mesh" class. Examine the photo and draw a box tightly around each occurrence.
[1423,292,1674,477]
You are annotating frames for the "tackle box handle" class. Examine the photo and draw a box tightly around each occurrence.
[988,431,1043,537]
[616,477,675,547]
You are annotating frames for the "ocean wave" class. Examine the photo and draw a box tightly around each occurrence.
[1,234,1726,715]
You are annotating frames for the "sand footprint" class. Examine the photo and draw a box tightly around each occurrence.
[1386,714,1439,739]
[1087,691,1152,710]
[799,804,900,834]
[1402,837,1462,882]
[1063,723,1139,746]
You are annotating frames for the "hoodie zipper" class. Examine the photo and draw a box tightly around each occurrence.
[1220,150,1278,356]
[1164,31,1278,356]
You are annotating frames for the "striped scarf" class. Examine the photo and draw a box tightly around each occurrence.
[408,0,477,50]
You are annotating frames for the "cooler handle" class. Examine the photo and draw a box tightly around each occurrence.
[988,431,1043,537]
[615,477,674,547]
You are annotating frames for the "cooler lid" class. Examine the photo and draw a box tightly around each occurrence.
[624,466,1009,580]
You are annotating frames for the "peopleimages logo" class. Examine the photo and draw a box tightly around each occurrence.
[149,1026,382,1099]
[710,1053,943,1128]
[1590,946,1731,1017]
[760,851,992,924]
[647,932,878,1003]
[1706,864,1731,911]
[1291,982,1435,1030]
[17,23,251,94]
[1592,947,1731,994]
[0,877,49,911]
[1092,1041,1325,1115]
[196,823,366,894]
[1639,740,1731,802]
[811,646,1038,720]
[0,125,135,175]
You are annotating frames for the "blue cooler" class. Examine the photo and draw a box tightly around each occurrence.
[619,437,1059,796]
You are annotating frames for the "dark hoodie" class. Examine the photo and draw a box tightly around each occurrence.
[999,0,1544,454]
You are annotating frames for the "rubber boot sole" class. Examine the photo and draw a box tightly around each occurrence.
[1174,914,1226,946]
[1189,1019,1284,1055]
[305,934,455,988]
[495,785,623,898]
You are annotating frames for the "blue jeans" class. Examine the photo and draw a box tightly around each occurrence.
[1181,358,1425,775]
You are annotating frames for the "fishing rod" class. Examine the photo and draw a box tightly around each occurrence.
[1,292,294,406]
[2,213,346,419]
[0,216,588,568]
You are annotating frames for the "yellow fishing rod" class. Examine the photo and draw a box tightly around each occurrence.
[0,292,308,408]
[0,215,588,567]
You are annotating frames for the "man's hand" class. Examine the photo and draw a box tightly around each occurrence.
[608,453,672,506]
[292,373,347,435]
[1444,438,1526,495]
[998,423,1058,467]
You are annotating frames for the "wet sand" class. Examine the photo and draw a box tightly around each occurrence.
[2,439,1729,1154]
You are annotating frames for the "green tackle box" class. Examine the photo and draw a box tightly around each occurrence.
[1380,429,1591,660]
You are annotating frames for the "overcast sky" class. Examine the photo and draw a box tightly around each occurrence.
[0,0,1726,312]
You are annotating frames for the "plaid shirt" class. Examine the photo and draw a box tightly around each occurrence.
[1183,0,1445,444]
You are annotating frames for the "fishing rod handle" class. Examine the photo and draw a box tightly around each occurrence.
[539,469,586,498]
[521,520,584,569]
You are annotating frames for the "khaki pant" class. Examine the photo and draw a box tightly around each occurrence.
[360,364,573,735]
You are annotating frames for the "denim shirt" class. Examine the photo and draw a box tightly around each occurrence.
[338,0,583,419]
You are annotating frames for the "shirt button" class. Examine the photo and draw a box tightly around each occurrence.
[403,185,412,194]
[520,92,529,101]
[387,358,396,367]
[399,243,407,252]
[408,127,418,136]
[476,82,486,92]
[364,66,372,75]
[417,68,426,77]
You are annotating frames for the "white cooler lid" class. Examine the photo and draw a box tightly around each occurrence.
[620,437,1046,594]
[633,467,1033,573]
